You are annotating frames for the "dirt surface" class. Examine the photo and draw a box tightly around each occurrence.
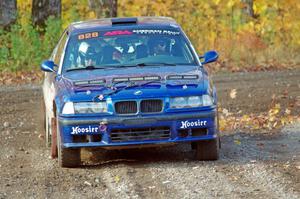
[0,70,299,198]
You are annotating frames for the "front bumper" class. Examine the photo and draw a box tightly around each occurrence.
[58,109,218,148]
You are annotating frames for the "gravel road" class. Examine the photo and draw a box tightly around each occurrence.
[0,70,299,198]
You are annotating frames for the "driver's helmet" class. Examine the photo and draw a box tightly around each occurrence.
[150,37,169,55]
[78,42,97,66]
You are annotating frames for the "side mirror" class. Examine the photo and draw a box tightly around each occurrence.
[40,60,56,72]
[200,50,219,65]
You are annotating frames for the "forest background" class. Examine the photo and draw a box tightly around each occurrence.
[0,0,299,73]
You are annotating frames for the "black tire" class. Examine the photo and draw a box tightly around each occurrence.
[45,114,51,147]
[51,118,58,158]
[58,146,81,168]
[195,138,219,161]
[57,119,80,168]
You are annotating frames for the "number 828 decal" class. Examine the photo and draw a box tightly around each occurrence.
[78,32,99,40]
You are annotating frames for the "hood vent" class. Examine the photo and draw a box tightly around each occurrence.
[74,79,105,86]
[113,76,161,82]
[167,75,198,80]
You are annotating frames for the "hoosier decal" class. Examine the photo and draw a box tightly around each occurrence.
[180,120,207,129]
[71,126,99,135]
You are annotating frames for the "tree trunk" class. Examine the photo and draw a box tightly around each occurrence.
[0,0,17,28]
[241,0,254,18]
[88,0,117,18]
[32,0,61,27]
[109,0,118,17]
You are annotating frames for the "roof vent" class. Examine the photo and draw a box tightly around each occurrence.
[111,18,137,25]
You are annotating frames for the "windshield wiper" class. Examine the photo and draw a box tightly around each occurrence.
[149,62,176,66]
[66,65,114,72]
[121,62,176,68]
[94,80,164,101]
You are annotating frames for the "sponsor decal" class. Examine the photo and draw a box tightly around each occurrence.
[180,120,207,129]
[132,29,180,35]
[99,122,107,132]
[104,30,132,36]
[71,126,99,135]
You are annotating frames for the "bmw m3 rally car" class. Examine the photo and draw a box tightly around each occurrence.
[41,17,220,167]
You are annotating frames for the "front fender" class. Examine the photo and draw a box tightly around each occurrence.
[43,77,56,119]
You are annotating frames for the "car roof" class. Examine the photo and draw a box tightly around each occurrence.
[67,17,180,35]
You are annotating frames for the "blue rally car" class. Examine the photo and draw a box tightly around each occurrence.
[41,17,220,167]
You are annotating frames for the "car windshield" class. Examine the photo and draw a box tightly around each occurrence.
[62,27,197,72]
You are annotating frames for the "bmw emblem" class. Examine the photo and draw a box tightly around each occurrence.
[134,90,143,95]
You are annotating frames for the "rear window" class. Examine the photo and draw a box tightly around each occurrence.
[62,27,197,72]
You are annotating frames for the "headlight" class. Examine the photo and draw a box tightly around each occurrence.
[74,102,107,113]
[170,95,213,109]
[170,97,187,108]
[187,96,202,107]
[62,102,107,114]
[202,94,213,106]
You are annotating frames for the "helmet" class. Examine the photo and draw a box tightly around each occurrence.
[78,42,97,60]
[153,38,167,47]
[151,37,169,55]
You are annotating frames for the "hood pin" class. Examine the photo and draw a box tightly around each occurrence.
[98,94,104,100]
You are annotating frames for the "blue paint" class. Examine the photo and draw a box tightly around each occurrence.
[42,17,219,150]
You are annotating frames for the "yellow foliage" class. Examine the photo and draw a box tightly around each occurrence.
[16,0,300,68]
[218,101,297,132]
[17,0,32,25]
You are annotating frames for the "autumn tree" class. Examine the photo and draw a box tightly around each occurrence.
[32,0,61,27]
[88,0,117,18]
[9,0,300,71]
[241,0,254,18]
[0,0,17,28]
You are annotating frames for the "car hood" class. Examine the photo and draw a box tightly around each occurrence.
[59,65,208,101]
[63,65,201,81]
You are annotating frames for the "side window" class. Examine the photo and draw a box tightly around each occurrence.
[53,32,68,66]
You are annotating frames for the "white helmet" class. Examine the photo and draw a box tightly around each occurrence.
[78,42,96,59]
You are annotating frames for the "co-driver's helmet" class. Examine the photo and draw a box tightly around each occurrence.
[149,36,169,55]
[78,42,97,64]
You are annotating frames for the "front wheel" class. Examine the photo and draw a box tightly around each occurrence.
[57,118,80,168]
[195,138,219,161]
[45,114,52,147]
[50,118,57,158]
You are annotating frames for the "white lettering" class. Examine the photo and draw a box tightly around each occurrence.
[70,126,99,134]
[71,127,78,135]
[180,120,207,129]
[133,29,180,35]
